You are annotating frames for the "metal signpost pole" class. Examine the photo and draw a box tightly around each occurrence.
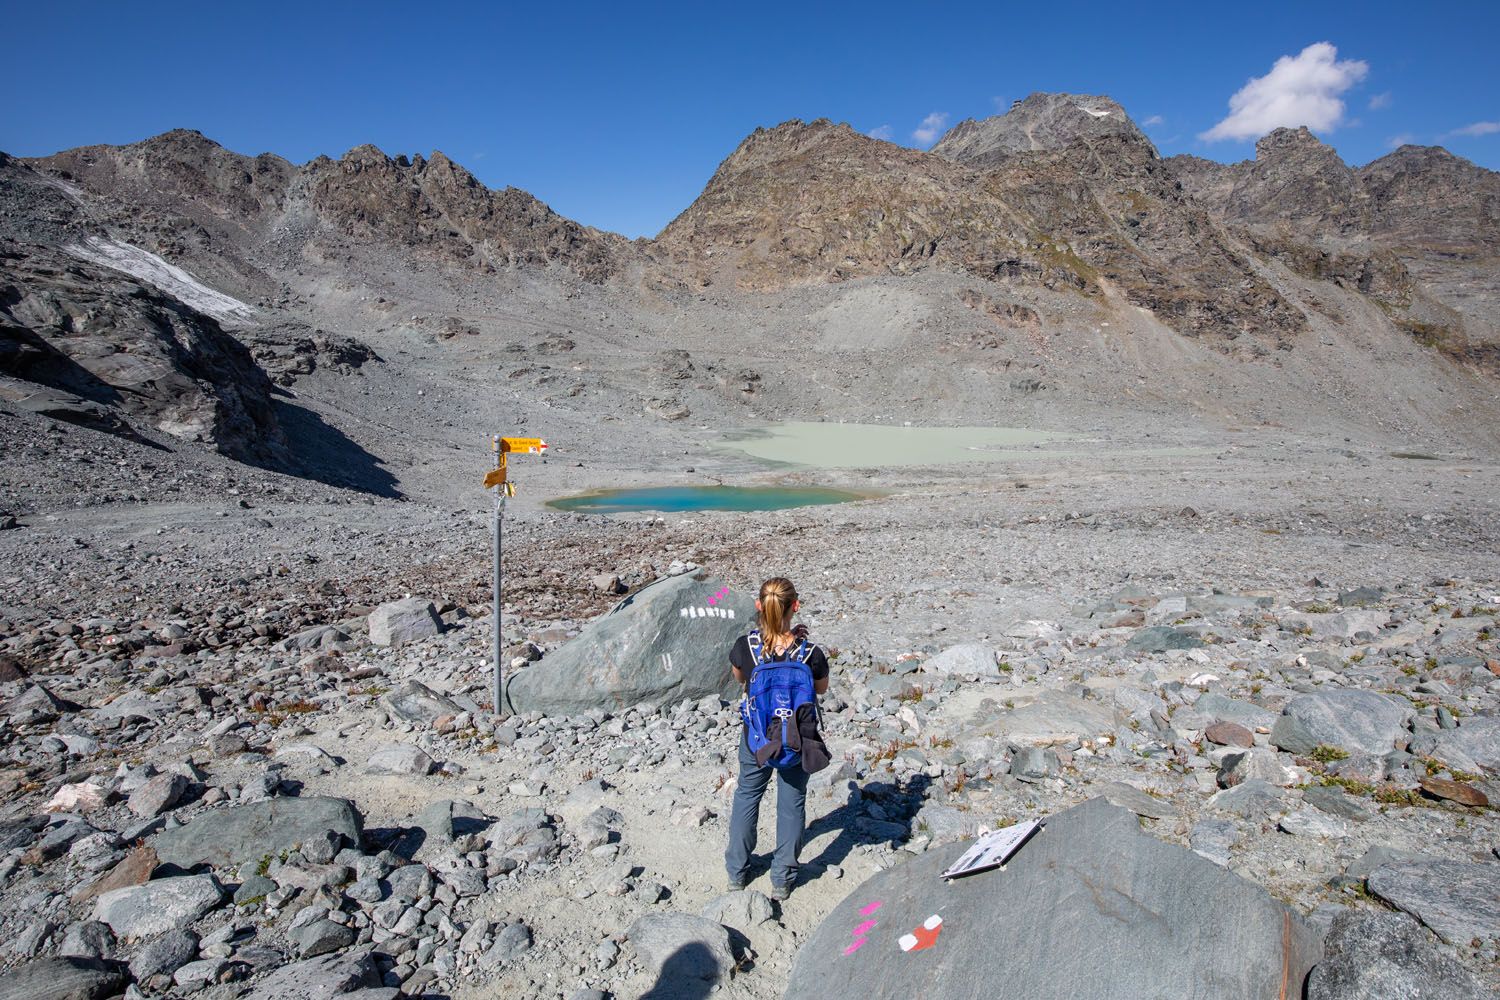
[491,435,504,717]
[483,435,543,719]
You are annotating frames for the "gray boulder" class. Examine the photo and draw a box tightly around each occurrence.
[1272,691,1414,756]
[503,573,750,716]
[1283,610,1386,639]
[93,875,223,939]
[1429,715,1500,772]
[1009,746,1060,782]
[380,679,462,725]
[1126,626,1204,652]
[0,956,127,1000]
[128,773,188,818]
[1096,781,1175,819]
[365,744,435,776]
[1207,779,1292,820]
[151,796,361,869]
[241,951,380,1000]
[368,598,442,648]
[988,690,1119,746]
[1190,818,1240,866]
[56,921,114,960]
[1217,748,1298,788]
[129,929,199,981]
[1366,860,1500,946]
[1307,909,1488,999]
[1193,692,1278,731]
[291,919,356,958]
[784,798,1323,1000]
[1336,586,1384,607]
[920,644,998,677]
[1346,846,1431,881]
[628,912,735,993]
[700,889,774,933]
[480,922,533,966]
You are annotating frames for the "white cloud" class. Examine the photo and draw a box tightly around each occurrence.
[1368,91,1392,111]
[867,124,894,141]
[1385,132,1416,149]
[1200,42,1369,142]
[1142,114,1164,127]
[1446,121,1500,138]
[912,111,949,147]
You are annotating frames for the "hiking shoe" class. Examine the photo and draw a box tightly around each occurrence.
[770,883,791,902]
[728,878,747,892]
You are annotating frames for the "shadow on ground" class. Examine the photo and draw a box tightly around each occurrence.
[735,774,933,889]
[639,943,720,1000]
[269,396,402,498]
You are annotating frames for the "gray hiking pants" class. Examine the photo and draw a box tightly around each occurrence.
[725,732,808,887]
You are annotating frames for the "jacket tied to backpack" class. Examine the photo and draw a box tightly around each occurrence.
[739,629,831,774]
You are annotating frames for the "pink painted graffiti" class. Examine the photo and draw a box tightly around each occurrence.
[842,900,884,957]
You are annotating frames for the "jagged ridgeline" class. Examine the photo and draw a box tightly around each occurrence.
[1,92,1497,471]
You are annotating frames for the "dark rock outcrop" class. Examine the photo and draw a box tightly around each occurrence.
[0,241,284,460]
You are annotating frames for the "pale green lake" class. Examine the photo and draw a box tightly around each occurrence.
[717,422,1069,468]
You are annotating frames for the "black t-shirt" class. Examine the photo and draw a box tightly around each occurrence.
[729,633,829,682]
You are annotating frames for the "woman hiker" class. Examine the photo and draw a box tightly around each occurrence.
[724,576,831,901]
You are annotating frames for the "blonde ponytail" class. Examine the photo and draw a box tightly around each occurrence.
[757,577,798,655]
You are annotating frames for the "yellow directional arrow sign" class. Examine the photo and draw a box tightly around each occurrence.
[483,467,508,489]
[499,437,547,454]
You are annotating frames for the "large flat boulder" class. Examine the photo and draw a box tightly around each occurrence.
[503,573,750,716]
[0,957,127,1000]
[984,690,1119,746]
[1366,859,1500,946]
[784,798,1323,1000]
[241,951,380,1000]
[152,796,361,869]
[93,875,223,939]
[1271,690,1413,756]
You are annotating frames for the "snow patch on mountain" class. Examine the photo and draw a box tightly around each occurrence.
[65,237,255,323]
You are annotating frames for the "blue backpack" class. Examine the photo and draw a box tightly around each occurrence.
[740,629,818,770]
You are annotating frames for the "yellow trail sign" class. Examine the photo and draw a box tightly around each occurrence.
[483,467,508,489]
[499,437,547,454]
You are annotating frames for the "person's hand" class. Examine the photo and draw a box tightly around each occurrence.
[792,623,809,640]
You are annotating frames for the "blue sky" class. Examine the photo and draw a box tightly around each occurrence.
[3,1,1497,238]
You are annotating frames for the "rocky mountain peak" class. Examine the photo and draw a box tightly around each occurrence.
[930,92,1155,168]
[1254,126,1338,163]
[335,143,398,171]
[708,119,861,180]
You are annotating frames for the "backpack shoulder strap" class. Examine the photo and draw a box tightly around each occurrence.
[745,629,766,667]
[791,639,815,664]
